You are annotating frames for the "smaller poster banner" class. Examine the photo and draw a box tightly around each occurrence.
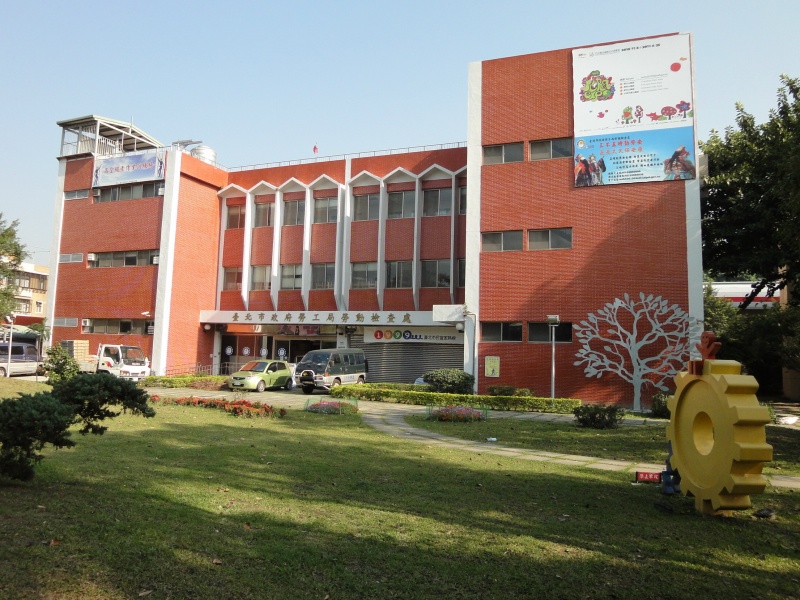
[485,356,500,378]
[93,150,166,187]
[363,326,463,344]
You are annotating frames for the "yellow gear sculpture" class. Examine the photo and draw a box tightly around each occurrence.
[666,358,773,515]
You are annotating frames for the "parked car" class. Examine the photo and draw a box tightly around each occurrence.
[295,348,368,394]
[227,360,294,392]
[0,342,42,377]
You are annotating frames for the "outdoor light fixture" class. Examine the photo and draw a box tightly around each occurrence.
[547,315,560,398]
[203,324,212,331]
[141,311,151,317]
[455,322,464,332]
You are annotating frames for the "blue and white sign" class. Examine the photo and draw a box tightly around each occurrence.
[93,150,166,187]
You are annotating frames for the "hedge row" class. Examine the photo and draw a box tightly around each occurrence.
[329,384,580,414]
[141,375,228,390]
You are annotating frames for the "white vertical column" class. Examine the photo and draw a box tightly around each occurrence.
[241,191,254,309]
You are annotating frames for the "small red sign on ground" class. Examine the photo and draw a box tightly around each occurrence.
[635,471,662,484]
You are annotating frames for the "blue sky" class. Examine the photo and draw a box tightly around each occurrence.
[1,0,797,262]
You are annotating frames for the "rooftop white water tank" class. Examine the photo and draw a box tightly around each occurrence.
[190,145,217,165]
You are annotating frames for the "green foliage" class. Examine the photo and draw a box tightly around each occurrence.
[649,393,671,419]
[426,405,487,422]
[573,404,626,429]
[305,400,359,415]
[702,280,739,338]
[149,395,284,418]
[0,213,26,318]
[421,369,475,394]
[142,374,228,390]
[331,383,581,413]
[487,385,533,397]
[51,373,155,435]
[700,75,800,305]
[0,393,75,481]
[42,344,79,385]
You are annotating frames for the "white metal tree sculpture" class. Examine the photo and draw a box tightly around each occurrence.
[573,293,693,411]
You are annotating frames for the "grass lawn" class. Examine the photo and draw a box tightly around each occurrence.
[0,402,798,599]
[407,415,800,477]
[0,377,50,398]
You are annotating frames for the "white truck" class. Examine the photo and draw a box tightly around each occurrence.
[62,342,150,382]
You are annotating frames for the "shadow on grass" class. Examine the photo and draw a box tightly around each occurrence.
[1,406,798,599]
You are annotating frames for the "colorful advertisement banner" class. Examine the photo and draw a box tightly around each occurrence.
[93,150,166,187]
[362,326,463,345]
[572,34,695,186]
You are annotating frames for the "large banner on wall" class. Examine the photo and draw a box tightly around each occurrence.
[93,150,166,187]
[572,33,695,186]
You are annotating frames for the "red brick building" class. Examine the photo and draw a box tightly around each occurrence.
[48,34,702,406]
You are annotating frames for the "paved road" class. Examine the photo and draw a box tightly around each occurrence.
[143,386,800,491]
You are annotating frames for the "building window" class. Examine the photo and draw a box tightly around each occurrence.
[96,182,162,203]
[352,262,377,289]
[89,318,149,335]
[281,264,302,290]
[530,138,573,161]
[386,261,413,289]
[421,259,450,288]
[64,189,90,200]
[223,267,242,291]
[312,263,335,289]
[482,322,523,342]
[528,322,573,343]
[314,197,338,224]
[15,299,31,314]
[254,203,274,227]
[251,266,270,291]
[90,250,159,268]
[58,253,83,263]
[458,186,467,215]
[528,228,573,250]
[483,142,524,165]
[283,200,305,226]
[35,301,43,314]
[422,189,452,217]
[388,191,415,219]
[226,205,245,229]
[457,259,466,288]
[482,231,523,252]
[353,193,380,221]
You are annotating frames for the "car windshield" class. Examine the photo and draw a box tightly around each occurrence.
[241,361,267,372]
[121,346,146,361]
[298,352,328,369]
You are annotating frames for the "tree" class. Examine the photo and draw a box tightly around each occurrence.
[702,280,739,338]
[701,76,800,307]
[42,344,80,384]
[0,213,26,318]
[0,373,156,481]
[573,293,694,411]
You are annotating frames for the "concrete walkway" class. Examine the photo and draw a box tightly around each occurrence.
[144,386,800,491]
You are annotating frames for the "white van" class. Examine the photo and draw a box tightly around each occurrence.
[0,342,42,377]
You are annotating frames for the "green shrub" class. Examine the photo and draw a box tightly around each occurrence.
[141,375,228,390]
[427,405,487,422]
[422,369,475,394]
[42,345,80,385]
[331,384,580,414]
[487,385,516,397]
[573,404,626,429]
[649,393,671,419]
[0,393,76,481]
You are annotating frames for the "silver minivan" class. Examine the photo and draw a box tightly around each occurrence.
[0,342,42,377]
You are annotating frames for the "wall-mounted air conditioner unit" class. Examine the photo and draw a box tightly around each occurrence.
[87,253,96,262]
[151,256,160,265]
[157,186,165,195]
[93,189,100,197]
[81,319,92,327]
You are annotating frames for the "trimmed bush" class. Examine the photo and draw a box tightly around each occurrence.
[42,345,80,385]
[421,369,475,394]
[141,375,229,390]
[149,395,285,418]
[573,404,626,429]
[649,393,671,419]
[330,384,580,414]
[427,405,487,422]
[305,400,359,415]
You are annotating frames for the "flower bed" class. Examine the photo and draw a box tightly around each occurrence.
[427,405,487,422]
[149,395,285,418]
[305,400,359,415]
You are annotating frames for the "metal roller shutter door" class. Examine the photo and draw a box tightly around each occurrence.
[349,335,464,384]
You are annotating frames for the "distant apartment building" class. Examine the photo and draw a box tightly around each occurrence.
[2,260,48,325]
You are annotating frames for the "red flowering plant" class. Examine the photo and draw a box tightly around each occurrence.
[427,405,487,423]
[305,400,359,415]
[149,395,285,418]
